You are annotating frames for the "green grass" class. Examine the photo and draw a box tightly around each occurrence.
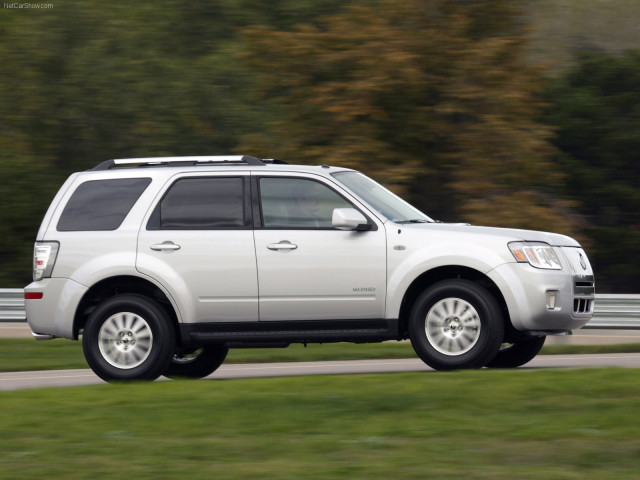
[1,338,640,373]
[1,369,639,479]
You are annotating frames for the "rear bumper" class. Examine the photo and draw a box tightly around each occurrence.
[32,331,55,341]
[24,278,87,340]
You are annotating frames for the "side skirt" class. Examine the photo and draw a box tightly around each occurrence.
[180,319,400,348]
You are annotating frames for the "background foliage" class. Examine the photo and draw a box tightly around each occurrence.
[543,51,640,293]
[0,0,638,291]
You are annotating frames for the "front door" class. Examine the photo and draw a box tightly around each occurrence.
[253,175,386,321]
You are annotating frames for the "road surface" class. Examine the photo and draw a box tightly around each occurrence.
[1,354,640,391]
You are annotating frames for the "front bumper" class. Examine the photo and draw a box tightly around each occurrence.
[488,257,594,333]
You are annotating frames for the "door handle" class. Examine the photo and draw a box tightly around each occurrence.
[267,241,298,251]
[150,241,181,252]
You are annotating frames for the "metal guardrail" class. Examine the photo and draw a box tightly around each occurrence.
[0,289,27,321]
[1,289,640,328]
[583,294,640,330]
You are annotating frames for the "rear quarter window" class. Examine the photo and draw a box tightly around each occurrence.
[57,178,151,231]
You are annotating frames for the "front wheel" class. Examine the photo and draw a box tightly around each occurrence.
[409,280,504,371]
[485,336,546,368]
[82,294,175,382]
[163,345,229,379]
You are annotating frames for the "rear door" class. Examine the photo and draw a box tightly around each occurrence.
[137,172,258,323]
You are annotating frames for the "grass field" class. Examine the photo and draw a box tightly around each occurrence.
[2,338,640,373]
[1,369,639,479]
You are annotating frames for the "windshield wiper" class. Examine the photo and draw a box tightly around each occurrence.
[396,219,431,224]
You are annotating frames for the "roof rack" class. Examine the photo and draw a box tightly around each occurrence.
[92,155,270,171]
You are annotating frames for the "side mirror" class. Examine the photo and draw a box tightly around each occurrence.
[332,208,370,231]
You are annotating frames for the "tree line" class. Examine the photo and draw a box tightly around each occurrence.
[0,0,638,292]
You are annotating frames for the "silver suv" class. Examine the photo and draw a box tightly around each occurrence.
[25,156,595,381]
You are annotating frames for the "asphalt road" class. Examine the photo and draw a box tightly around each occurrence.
[2,353,640,391]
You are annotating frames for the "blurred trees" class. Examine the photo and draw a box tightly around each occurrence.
[1,2,268,176]
[544,51,640,292]
[0,1,637,291]
[239,0,585,241]
[0,0,350,286]
[0,138,49,287]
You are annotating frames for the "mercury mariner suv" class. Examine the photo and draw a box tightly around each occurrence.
[25,155,595,381]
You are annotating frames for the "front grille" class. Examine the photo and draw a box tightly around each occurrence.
[573,275,595,296]
[573,298,593,314]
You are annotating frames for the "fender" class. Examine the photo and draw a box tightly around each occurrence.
[385,230,512,320]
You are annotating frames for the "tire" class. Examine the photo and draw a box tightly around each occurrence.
[82,294,175,382]
[409,279,504,371]
[485,336,546,368]
[163,345,229,379]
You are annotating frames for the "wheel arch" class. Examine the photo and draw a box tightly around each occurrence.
[73,275,179,340]
[397,266,510,339]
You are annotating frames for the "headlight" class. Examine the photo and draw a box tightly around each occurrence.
[508,242,562,270]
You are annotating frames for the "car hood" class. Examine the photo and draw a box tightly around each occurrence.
[402,222,581,248]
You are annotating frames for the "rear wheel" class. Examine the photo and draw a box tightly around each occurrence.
[163,345,228,379]
[486,336,546,368]
[82,294,175,382]
[409,279,504,371]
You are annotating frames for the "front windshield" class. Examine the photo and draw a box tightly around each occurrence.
[332,171,433,224]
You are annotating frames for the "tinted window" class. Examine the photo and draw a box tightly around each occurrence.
[260,177,352,228]
[57,178,151,231]
[149,177,246,230]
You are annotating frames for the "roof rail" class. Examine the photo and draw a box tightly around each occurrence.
[92,155,267,171]
[263,158,289,165]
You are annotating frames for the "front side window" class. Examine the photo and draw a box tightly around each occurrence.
[57,178,151,231]
[260,177,352,229]
[148,177,246,230]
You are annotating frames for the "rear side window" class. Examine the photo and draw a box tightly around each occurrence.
[57,178,151,231]
[147,177,247,230]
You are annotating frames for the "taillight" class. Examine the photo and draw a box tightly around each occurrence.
[33,241,59,281]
